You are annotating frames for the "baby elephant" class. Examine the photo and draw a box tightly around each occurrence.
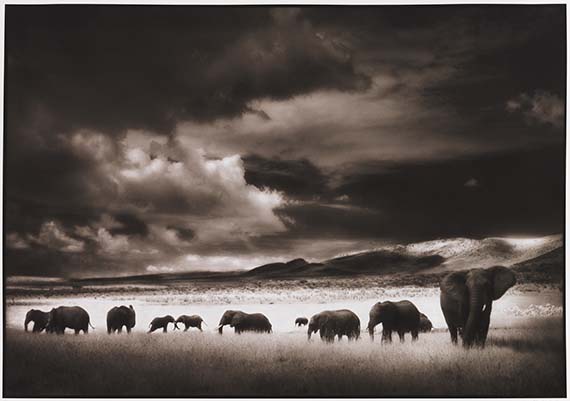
[295,317,308,327]
[368,300,420,343]
[174,315,206,331]
[24,309,50,333]
[148,315,175,333]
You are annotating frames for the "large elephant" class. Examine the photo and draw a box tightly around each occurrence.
[217,310,272,334]
[418,313,433,333]
[24,309,50,333]
[107,305,136,334]
[148,315,175,333]
[307,309,360,342]
[440,266,516,347]
[174,315,205,331]
[367,300,420,343]
[46,306,93,335]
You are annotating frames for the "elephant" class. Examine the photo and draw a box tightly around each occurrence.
[295,317,308,327]
[440,265,516,347]
[217,310,272,334]
[307,309,360,342]
[148,315,175,333]
[24,309,50,333]
[107,305,136,334]
[174,315,206,331]
[418,313,433,333]
[367,300,420,343]
[46,306,94,335]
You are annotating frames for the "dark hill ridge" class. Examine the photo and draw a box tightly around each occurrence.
[245,251,445,278]
[10,234,560,286]
[511,247,563,284]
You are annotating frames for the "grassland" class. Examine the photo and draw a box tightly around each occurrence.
[4,317,565,397]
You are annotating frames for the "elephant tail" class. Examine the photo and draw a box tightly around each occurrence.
[89,321,95,329]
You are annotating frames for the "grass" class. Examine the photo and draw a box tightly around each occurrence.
[3,317,565,397]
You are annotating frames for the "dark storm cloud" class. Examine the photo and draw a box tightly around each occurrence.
[6,6,370,135]
[5,5,565,277]
[330,145,565,241]
[243,155,329,199]
[109,214,149,237]
[167,226,196,242]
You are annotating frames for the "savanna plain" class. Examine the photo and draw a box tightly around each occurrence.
[3,274,566,397]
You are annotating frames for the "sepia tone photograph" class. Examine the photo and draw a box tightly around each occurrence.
[3,3,567,398]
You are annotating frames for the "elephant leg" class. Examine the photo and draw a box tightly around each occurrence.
[184,326,189,332]
[411,330,419,342]
[118,327,123,334]
[398,331,405,343]
[127,327,131,334]
[448,326,459,344]
[75,329,80,335]
[163,326,167,333]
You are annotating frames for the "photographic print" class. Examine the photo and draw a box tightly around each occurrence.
[3,4,566,398]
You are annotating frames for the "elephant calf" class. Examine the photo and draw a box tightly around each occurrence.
[148,315,175,333]
[217,310,272,334]
[308,309,360,342]
[107,305,136,334]
[175,315,205,331]
[368,300,420,343]
[24,309,50,333]
[295,317,308,327]
[418,313,433,333]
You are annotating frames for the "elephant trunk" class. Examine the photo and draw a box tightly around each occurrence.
[463,287,484,347]
[217,325,224,334]
[24,316,31,332]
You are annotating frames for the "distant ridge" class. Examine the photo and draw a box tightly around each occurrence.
[6,234,562,285]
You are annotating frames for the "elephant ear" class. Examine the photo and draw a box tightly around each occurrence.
[319,315,330,330]
[486,266,516,300]
[440,271,468,302]
[231,314,243,326]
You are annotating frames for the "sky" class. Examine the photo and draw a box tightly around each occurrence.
[5,5,566,277]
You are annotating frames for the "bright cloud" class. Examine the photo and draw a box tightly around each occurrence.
[32,221,85,253]
[507,91,564,128]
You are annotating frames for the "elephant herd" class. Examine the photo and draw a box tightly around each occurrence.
[23,266,516,348]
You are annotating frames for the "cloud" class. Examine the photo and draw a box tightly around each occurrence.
[507,91,564,128]
[464,178,479,188]
[116,137,287,239]
[6,233,29,250]
[109,213,149,237]
[31,221,85,253]
[6,7,370,135]
[96,228,130,255]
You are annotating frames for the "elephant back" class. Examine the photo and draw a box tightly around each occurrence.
[54,306,90,329]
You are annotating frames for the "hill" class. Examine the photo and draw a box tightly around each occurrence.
[6,234,562,286]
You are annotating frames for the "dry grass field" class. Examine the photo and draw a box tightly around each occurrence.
[4,317,565,397]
